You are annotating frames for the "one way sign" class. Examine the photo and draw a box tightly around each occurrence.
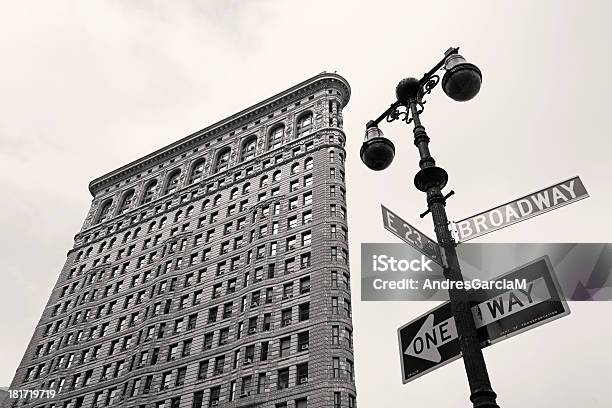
[398,256,570,383]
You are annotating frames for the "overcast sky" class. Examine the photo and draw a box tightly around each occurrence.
[1,1,611,406]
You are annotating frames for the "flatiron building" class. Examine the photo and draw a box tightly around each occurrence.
[6,73,355,408]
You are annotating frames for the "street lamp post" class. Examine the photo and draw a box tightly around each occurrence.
[361,47,500,408]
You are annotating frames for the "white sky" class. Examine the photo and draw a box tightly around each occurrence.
[1,1,611,406]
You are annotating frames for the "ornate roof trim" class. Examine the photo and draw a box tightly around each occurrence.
[88,72,350,196]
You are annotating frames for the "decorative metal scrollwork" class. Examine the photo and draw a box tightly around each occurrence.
[422,74,440,96]
[417,74,440,107]
[386,105,413,124]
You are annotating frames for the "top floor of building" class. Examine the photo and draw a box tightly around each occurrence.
[79,73,350,239]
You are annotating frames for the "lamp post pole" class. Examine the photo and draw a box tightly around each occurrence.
[361,48,501,408]
[411,97,500,408]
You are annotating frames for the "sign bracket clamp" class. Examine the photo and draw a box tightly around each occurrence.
[420,190,455,218]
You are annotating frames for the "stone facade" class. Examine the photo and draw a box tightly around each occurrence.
[6,73,355,408]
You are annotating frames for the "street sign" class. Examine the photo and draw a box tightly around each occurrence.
[398,256,570,384]
[381,205,444,267]
[454,176,589,242]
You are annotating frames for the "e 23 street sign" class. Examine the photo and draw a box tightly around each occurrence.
[381,205,444,267]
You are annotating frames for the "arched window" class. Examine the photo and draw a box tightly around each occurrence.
[241,136,257,162]
[304,157,314,170]
[291,163,300,175]
[96,200,113,224]
[296,113,313,137]
[164,170,181,195]
[189,159,206,184]
[272,170,281,182]
[142,180,158,204]
[202,199,210,211]
[260,175,269,188]
[243,183,250,195]
[230,188,239,200]
[214,194,222,206]
[267,125,284,150]
[215,148,231,173]
[118,190,135,214]
[174,211,183,223]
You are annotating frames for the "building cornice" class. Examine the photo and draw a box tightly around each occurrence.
[88,72,350,197]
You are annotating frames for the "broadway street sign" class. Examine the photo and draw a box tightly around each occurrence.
[381,205,444,267]
[454,176,589,242]
[398,256,570,383]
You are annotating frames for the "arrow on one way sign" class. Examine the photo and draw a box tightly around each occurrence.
[405,314,457,363]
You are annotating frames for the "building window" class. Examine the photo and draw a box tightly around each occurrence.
[96,200,113,223]
[258,373,267,394]
[263,314,271,331]
[296,113,313,137]
[291,162,299,174]
[198,360,209,380]
[332,326,339,345]
[332,357,340,378]
[193,391,204,408]
[260,341,269,361]
[209,386,220,407]
[241,136,257,161]
[213,356,225,375]
[332,297,338,314]
[288,216,297,229]
[176,366,187,386]
[298,331,309,351]
[215,148,231,173]
[160,371,171,390]
[303,192,312,206]
[118,190,134,214]
[302,231,311,246]
[277,368,289,390]
[346,327,353,348]
[273,170,281,182]
[300,276,310,294]
[280,336,291,358]
[189,159,206,184]
[165,170,181,195]
[268,125,284,150]
[281,308,292,326]
[296,363,309,384]
[304,157,313,170]
[301,253,311,269]
[334,392,342,408]
[304,174,312,187]
[346,359,354,380]
[299,302,310,321]
[344,298,352,317]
